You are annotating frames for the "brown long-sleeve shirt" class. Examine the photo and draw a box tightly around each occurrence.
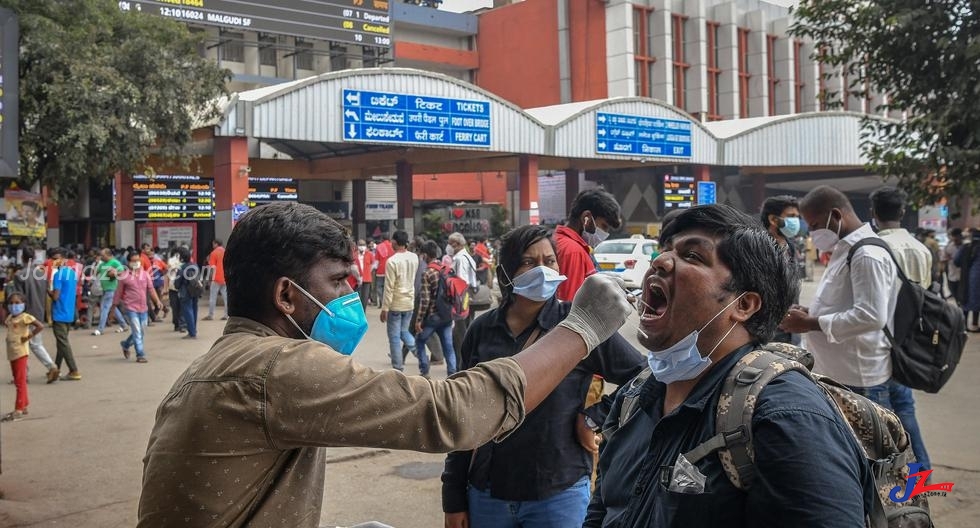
[137,317,527,528]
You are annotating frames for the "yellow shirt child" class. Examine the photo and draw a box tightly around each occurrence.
[6,312,37,361]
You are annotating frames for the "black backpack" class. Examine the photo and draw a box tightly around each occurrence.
[182,264,205,299]
[616,343,932,528]
[847,238,966,393]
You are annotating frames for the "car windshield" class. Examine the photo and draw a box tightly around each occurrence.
[594,241,636,254]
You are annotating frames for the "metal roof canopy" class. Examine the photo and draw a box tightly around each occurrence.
[215,68,549,180]
[211,68,890,179]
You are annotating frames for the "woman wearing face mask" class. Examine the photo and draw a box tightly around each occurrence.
[760,196,804,345]
[442,225,645,528]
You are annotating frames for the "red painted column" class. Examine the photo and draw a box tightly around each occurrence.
[43,187,60,248]
[693,165,710,181]
[519,155,540,225]
[396,161,415,235]
[213,137,250,244]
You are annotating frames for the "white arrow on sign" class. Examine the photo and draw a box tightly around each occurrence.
[344,109,359,121]
[348,124,357,138]
[598,142,607,149]
[597,128,606,136]
[346,92,360,105]
[597,115,607,123]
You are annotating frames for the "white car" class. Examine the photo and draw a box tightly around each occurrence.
[592,236,660,289]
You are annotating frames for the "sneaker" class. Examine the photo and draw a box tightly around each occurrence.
[116,326,127,333]
[221,315,228,321]
[92,330,102,336]
[181,335,197,340]
[431,359,445,366]
[203,315,214,321]
[1,410,25,422]
[136,357,148,363]
[46,367,60,384]
[63,371,82,381]
[121,341,132,360]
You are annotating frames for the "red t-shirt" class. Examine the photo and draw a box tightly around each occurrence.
[554,225,596,302]
[375,240,393,276]
[208,246,226,285]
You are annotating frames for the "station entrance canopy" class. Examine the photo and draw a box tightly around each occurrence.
[209,67,878,179]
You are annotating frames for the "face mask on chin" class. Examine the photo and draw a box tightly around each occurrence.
[810,212,842,253]
[582,216,609,248]
[641,293,745,384]
[284,280,368,355]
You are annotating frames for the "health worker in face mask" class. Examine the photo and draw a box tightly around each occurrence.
[443,225,645,528]
[137,203,634,528]
[554,188,623,302]
[760,195,804,345]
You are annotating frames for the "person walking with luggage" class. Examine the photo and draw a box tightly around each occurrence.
[4,292,44,421]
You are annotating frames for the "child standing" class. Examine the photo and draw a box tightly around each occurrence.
[5,292,43,421]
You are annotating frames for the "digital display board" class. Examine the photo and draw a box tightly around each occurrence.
[663,175,695,210]
[118,0,391,48]
[248,177,298,208]
[133,174,214,221]
[0,8,19,179]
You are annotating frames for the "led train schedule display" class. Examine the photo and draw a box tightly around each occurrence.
[118,0,391,49]
[133,174,214,221]
[248,177,298,208]
[663,175,696,210]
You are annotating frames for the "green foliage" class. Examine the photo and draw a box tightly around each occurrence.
[489,205,509,238]
[1,0,230,200]
[421,211,446,241]
[790,0,980,206]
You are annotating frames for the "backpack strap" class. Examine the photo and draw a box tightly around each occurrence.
[845,237,908,349]
[617,367,653,429]
[682,349,810,491]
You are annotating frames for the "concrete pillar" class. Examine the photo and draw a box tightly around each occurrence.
[352,179,367,240]
[605,0,634,97]
[751,173,767,211]
[519,156,540,226]
[650,8,673,102]
[396,161,415,235]
[279,36,295,80]
[213,137,251,246]
[565,168,581,214]
[243,31,259,77]
[745,11,769,117]
[714,3,739,119]
[114,172,136,249]
[683,1,709,117]
[44,187,59,248]
[800,41,820,112]
[770,18,794,115]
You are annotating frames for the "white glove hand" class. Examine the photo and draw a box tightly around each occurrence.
[558,274,630,358]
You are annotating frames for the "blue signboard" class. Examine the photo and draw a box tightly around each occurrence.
[342,89,492,148]
[697,181,717,205]
[595,112,692,158]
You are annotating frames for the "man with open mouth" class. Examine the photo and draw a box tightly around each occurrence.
[585,204,878,527]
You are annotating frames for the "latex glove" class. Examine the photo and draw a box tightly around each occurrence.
[557,274,630,357]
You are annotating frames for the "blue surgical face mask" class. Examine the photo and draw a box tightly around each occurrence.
[9,303,25,316]
[284,281,368,356]
[502,265,567,302]
[640,293,745,384]
[779,217,801,238]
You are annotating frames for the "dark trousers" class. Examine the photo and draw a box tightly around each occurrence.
[180,296,198,337]
[170,290,183,330]
[359,282,372,308]
[53,322,78,373]
[451,311,474,369]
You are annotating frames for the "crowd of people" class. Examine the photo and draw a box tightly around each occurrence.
[2,182,961,526]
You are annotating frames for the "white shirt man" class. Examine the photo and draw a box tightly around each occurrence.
[807,224,899,387]
[452,243,478,289]
[877,227,932,286]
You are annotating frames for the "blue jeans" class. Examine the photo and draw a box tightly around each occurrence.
[121,310,149,358]
[467,476,590,528]
[98,290,128,332]
[386,310,415,371]
[847,379,931,470]
[416,321,456,376]
[180,296,198,337]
